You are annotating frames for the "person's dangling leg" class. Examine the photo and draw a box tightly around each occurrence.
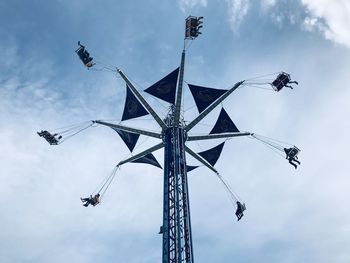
[289,159,297,169]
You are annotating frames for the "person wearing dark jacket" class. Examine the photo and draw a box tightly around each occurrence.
[81,194,100,207]
[235,201,246,221]
[284,147,301,169]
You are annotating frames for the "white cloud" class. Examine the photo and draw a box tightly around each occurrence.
[178,0,207,12]
[261,0,277,10]
[302,0,350,47]
[229,0,350,48]
[226,0,250,32]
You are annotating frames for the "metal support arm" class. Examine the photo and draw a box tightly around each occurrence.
[118,142,164,166]
[117,69,167,130]
[187,132,251,141]
[185,81,245,132]
[94,120,162,139]
[174,50,186,126]
[185,145,218,174]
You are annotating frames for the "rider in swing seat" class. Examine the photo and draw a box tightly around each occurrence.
[235,201,246,221]
[81,194,100,207]
[76,41,94,68]
[37,130,61,145]
[272,72,298,91]
[284,147,301,169]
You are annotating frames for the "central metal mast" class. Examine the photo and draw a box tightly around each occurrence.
[161,16,204,262]
[162,106,193,263]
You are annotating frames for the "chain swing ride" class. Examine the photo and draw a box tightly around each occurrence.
[38,16,301,263]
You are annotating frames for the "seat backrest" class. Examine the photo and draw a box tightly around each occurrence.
[272,79,284,91]
[278,73,291,85]
[289,147,300,158]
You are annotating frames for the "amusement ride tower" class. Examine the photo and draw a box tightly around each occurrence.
[38,16,300,263]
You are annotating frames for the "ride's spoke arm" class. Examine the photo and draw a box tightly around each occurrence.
[187,132,251,141]
[174,51,186,126]
[94,120,162,139]
[118,142,164,166]
[185,145,218,174]
[117,69,167,130]
[185,81,245,132]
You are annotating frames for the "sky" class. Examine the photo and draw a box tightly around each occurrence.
[1,0,350,262]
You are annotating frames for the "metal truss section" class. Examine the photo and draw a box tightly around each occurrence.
[117,69,167,130]
[185,81,245,132]
[118,143,164,166]
[184,146,219,175]
[187,132,251,141]
[162,110,193,263]
[94,120,162,139]
[174,51,186,126]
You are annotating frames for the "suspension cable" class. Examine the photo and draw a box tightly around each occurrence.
[215,172,242,204]
[244,72,281,81]
[99,166,119,200]
[59,121,95,144]
[252,133,294,147]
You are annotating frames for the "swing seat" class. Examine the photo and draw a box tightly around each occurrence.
[287,146,300,159]
[81,194,100,207]
[37,130,60,145]
[272,72,291,91]
[75,43,94,67]
[235,201,246,214]
[235,202,246,221]
[91,194,101,206]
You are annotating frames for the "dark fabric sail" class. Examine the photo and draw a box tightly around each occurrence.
[210,108,239,134]
[112,128,140,152]
[131,153,162,169]
[186,165,199,172]
[188,84,227,113]
[122,85,149,121]
[198,142,225,166]
[144,68,179,104]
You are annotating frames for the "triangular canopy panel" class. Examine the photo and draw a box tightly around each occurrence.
[188,84,227,113]
[210,108,239,134]
[186,165,199,172]
[131,153,162,169]
[144,67,179,104]
[122,85,149,121]
[198,142,225,166]
[112,128,140,152]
